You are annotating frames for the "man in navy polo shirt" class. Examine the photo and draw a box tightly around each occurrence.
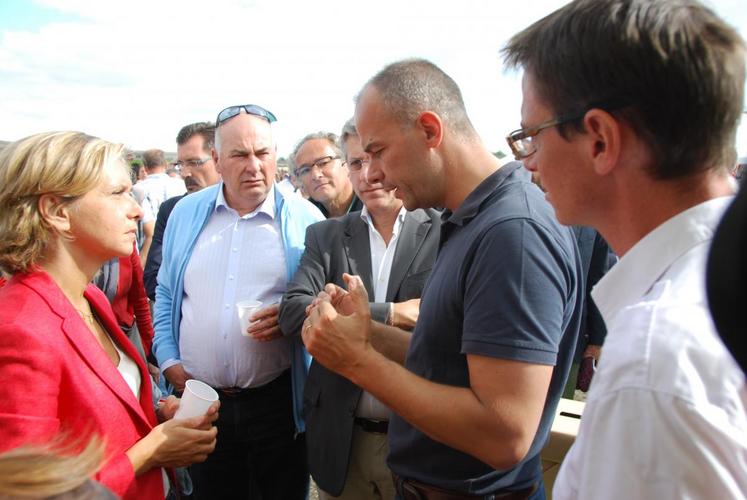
[302,59,582,499]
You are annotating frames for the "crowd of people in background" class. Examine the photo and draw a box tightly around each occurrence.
[0,0,746,499]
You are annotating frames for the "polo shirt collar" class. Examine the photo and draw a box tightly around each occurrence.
[443,161,523,227]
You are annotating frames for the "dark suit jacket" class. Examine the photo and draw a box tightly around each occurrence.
[143,194,184,300]
[0,271,163,499]
[572,226,617,362]
[279,208,441,495]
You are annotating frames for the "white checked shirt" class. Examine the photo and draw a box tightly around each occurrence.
[554,196,747,500]
[132,173,186,223]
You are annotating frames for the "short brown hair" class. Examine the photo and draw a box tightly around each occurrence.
[0,131,125,274]
[503,0,746,179]
[142,149,166,169]
[176,122,215,152]
[362,59,476,136]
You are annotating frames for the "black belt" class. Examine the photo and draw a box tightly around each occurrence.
[354,417,389,434]
[216,369,290,398]
[393,474,538,500]
[216,386,255,397]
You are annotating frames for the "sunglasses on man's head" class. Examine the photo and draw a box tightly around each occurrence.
[216,104,277,126]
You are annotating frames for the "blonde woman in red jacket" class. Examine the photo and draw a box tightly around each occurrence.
[0,131,218,499]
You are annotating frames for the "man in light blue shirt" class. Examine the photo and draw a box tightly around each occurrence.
[153,104,324,500]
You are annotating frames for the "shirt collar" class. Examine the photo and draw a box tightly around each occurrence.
[360,205,407,235]
[442,161,523,227]
[214,181,276,219]
[592,196,734,323]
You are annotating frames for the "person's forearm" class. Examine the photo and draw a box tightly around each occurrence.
[369,321,411,365]
[126,436,157,475]
[344,350,532,470]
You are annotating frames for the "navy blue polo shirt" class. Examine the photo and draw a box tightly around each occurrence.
[387,162,582,494]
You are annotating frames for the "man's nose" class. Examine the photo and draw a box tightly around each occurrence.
[365,159,382,185]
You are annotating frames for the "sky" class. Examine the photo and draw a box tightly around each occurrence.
[1,0,746,159]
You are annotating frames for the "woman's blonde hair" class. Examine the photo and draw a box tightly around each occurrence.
[0,132,125,275]
[0,435,110,499]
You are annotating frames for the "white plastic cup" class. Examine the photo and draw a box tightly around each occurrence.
[236,300,263,337]
[174,379,219,419]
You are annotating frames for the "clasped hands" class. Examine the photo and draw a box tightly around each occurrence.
[302,273,374,380]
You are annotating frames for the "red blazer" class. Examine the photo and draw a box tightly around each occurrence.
[0,271,164,500]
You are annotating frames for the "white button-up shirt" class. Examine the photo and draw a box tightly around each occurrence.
[355,206,406,420]
[177,186,290,389]
[554,196,747,500]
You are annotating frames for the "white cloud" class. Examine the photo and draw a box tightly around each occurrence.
[1,0,745,158]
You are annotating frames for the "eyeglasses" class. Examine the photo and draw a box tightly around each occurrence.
[507,99,628,160]
[505,111,585,160]
[216,104,277,126]
[295,155,341,178]
[174,157,212,170]
[346,157,370,173]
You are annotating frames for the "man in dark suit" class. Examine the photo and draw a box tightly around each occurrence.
[279,119,440,500]
[565,226,616,395]
[143,122,220,300]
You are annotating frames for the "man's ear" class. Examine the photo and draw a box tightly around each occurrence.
[417,111,443,148]
[211,147,221,174]
[583,109,622,176]
[38,194,73,236]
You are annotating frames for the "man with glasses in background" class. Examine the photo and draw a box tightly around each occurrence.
[153,105,323,500]
[280,118,441,500]
[504,0,746,497]
[143,122,221,300]
[290,132,363,217]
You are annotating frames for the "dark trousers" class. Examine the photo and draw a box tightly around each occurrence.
[189,370,308,500]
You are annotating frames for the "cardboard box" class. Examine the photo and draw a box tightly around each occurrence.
[541,398,585,498]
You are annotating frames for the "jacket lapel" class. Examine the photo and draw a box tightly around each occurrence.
[23,273,153,429]
[343,216,374,294]
[85,286,157,427]
[386,210,431,301]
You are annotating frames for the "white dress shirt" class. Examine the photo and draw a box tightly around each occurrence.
[177,186,291,389]
[355,206,406,421]
[554,197,747,500]
[132,173,187,223]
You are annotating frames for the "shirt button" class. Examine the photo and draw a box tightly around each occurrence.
[224,304,230,309]
[232,247,238,252]
[229,275,234,280]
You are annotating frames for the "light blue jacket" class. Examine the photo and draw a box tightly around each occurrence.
[153,183,324,432]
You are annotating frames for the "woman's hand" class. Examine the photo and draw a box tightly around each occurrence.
[127,400,220,473]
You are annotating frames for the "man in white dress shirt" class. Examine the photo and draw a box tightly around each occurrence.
[503,0,747,498]
[132,148,186,265]
[152,104,324,500]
